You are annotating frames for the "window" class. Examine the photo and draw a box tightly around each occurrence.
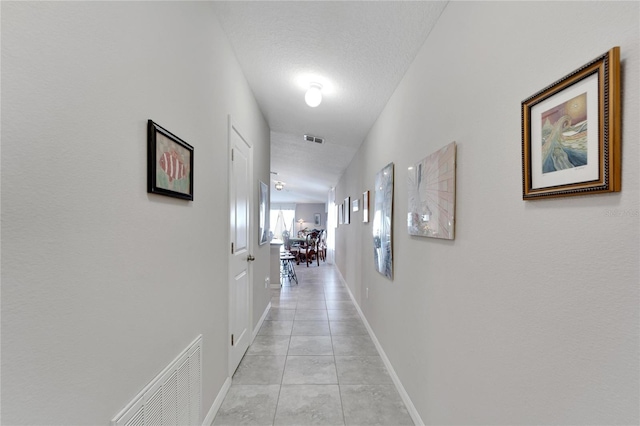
[270,204,296,241]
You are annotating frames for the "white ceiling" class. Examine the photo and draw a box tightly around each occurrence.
[212,1,448,203]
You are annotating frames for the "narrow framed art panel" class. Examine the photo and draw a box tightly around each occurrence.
[362,190,370,223]
[344,197,351,224]
[373,163,394,280]
[522,47,621,199]
[258,180,269,245]
[147,120,194,200]
[314,213,321,226]
[408,141,456,239]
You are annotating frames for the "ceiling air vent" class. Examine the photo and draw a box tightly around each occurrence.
[304,135,324,144]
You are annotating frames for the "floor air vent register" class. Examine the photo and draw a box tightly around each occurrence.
[111,335,202,426]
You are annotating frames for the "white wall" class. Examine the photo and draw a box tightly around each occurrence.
[295,203,326,231]
[1,2,270,424]
[335,2,639,424]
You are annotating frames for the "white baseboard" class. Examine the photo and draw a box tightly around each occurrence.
[252,301,271,341]
[203,302,271,425]
[202,376,232,426]
[335,269,424,426]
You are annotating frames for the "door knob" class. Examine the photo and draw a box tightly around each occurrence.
[247,255,255,262]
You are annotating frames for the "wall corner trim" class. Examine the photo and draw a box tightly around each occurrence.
[203,302,271,425]
[253,301,272,341]
[202,376,232,426]
[336,270,425,426]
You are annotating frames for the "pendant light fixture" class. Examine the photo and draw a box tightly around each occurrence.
[305,83,323,107]
[274,181,284,191]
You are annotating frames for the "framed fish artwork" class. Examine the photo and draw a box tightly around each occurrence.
[147,120,194,201]
[521,47,620,199]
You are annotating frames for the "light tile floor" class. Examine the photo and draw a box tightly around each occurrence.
[213,262,414,426]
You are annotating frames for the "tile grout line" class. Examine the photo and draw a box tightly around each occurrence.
[270,332,290,426]
[326,281,347,426]
[255,265,379,426]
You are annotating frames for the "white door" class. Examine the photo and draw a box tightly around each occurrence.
[229,120,253,375]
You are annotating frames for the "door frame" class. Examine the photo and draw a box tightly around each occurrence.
[227,115,254,377]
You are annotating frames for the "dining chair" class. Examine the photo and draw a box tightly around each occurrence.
[299,230,320,267]
[317,229,327,262]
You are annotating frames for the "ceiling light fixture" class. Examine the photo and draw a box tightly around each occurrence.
[305,83,323,107]
[274,181,284,191]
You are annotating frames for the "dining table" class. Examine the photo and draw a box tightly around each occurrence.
[288,237,306,245]
[286,237,305,264]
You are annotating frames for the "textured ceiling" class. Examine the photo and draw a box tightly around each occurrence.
[212,1,448,203]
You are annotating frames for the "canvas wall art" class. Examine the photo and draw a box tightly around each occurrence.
[408,141,456,239]
[373,163,394,280]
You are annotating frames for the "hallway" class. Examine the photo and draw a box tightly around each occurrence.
[213,262,414,425]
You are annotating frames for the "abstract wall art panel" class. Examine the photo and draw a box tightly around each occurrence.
[362,190,370,223]
[373,162,394,280]
[258,180,269,245]
[408,141,456,239]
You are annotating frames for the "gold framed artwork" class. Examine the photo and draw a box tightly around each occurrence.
[521,47,621,199]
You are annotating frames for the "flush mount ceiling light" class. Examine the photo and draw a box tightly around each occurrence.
[274,181,285,191]
[304,83,323,107]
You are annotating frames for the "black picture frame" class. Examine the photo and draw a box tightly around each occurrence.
[344,197,351,224]
[148,120,194,201]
